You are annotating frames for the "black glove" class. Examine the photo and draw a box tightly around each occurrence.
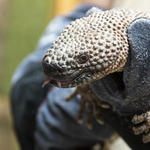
[90,18,150,149]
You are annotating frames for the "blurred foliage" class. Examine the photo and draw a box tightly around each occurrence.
[2,0,54,95]
[54,0,80,15]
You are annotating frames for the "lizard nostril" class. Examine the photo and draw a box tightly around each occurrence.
[44,57,50,64]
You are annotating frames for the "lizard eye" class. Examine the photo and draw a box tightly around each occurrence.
[78,54,89,64]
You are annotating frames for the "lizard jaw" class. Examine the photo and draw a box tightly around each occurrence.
[42,72,91,88]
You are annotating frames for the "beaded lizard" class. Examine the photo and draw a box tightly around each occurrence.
[42,8,150,144]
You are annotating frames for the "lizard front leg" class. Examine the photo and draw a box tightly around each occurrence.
[65,84,110,129]
[132,111,150,143]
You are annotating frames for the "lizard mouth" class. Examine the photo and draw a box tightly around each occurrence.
[42,72,89,88]
[42,71,125,90]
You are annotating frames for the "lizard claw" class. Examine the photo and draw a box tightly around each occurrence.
[95,105,104,125]
[143,132,150,143]
[65,84,110,129]
[85,102,93,129]
[132,111,150,143]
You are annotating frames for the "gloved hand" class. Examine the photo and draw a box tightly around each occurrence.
[65,8,150,149]
[87,7,150,144]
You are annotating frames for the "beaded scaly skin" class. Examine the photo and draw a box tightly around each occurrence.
[42,8,150,143]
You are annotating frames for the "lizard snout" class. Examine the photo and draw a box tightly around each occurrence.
[42,56,62,77]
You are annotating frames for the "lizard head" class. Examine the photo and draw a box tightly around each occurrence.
[42,9,130,88]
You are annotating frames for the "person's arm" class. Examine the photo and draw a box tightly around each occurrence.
[10,16,73,150]
[10,3,108,150]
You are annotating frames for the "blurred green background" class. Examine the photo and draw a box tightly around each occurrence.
[0,0,54,149]
[0,0,80,149]
[1,0,54,95]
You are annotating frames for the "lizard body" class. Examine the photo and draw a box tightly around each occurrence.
[42,8,150,146]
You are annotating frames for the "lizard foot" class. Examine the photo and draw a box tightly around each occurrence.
[65,85,110,129]
[132,111,150,143]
